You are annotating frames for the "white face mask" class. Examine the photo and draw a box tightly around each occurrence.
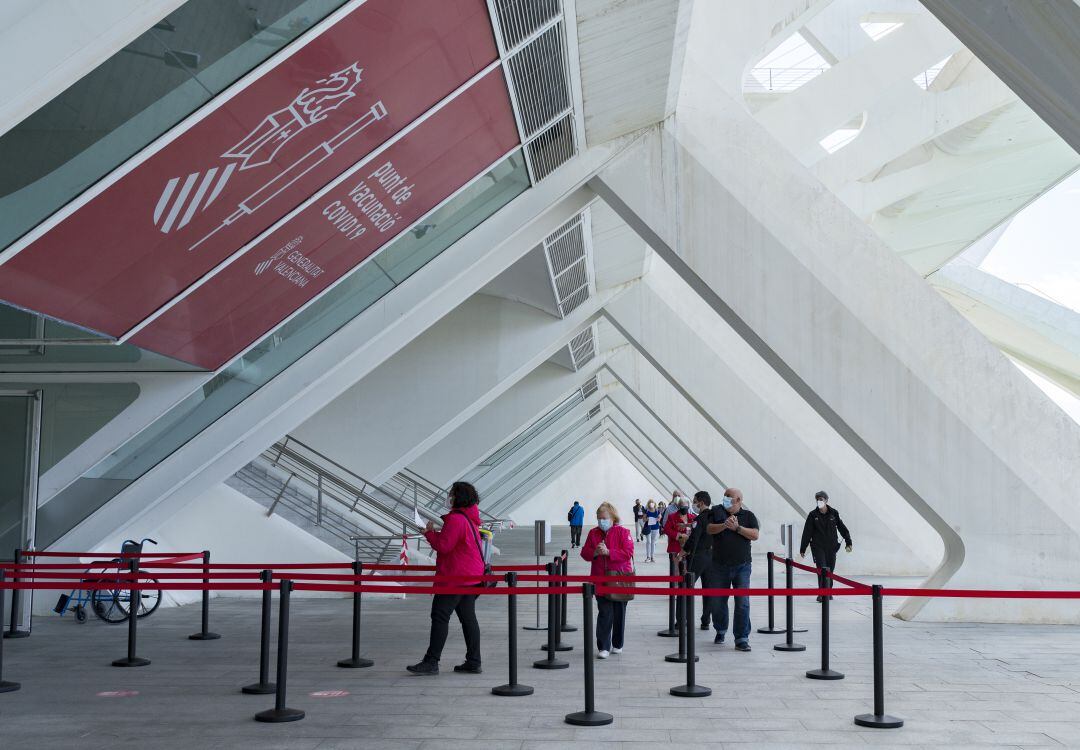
[817,500,827,510]
[598,518,613,531]
[721,496,734,510]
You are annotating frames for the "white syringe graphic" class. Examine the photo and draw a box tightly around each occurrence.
[189,100,388,252]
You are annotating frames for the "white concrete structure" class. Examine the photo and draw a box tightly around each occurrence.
[1,0,1078,630]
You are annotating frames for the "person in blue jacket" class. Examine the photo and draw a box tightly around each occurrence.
[568,500,586,547]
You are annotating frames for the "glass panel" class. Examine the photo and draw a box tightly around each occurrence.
[0,303,203,371]
[37,151,530,547]
[0,0,347,251]
[0,396,31,628]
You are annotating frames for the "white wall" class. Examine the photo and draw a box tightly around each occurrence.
[510,441,664,529]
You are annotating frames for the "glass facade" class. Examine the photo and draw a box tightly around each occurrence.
[0,0,346,251]
[37,151,530,546]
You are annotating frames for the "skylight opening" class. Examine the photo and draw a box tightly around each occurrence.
[819,128,860,154]
[745,31,830,93]
[914,55,952,90]
[860,21,903,41]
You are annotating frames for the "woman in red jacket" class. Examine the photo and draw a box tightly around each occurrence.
[407,481,485,676]
[662,496,696,563]
[580,501,634,658]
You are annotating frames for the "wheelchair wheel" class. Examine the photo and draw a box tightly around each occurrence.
[74,605,87,623]
[133,579,162,619]
[91,586,129,623]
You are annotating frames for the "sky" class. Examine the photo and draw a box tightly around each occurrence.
[980,170,1080,314]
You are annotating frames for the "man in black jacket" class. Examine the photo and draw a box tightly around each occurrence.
[678,490,714,630]
[799,490,852,598]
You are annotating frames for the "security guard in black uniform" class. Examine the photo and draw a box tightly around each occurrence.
[799,490,852,599]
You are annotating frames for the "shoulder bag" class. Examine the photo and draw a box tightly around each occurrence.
[602,528,635,602]
[458,511,497,588]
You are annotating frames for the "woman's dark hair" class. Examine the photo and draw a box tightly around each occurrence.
[693,490,712,506]
[449,481,480,509]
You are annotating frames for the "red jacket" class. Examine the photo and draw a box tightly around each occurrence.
[423,505,485,585]
[580,524,635,577]
[662,511,696,554]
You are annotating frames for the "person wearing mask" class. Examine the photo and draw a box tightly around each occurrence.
[632,499,645,542]
[705,488,759,651]
[580,502,634,658]
[407,481,485,675]
[663,495,696,632]
[642,500,661,562]
[568,500,586,548]
[661,491,682,531]
[677,491,714,630]
[799,490,852,601]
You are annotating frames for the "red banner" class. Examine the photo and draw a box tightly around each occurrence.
[0,0,498,339]
[130,69,519,368]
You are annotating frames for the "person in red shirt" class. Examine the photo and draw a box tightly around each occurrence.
[662,496,696,560]
[580,501,635,658]
[407,481,486,676]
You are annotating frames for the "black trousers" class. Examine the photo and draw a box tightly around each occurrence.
[570,525,583,546]
[423,591,481,666]
[595,595,627,651]
[812,548,838,590]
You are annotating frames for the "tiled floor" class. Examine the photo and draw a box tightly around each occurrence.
[2,527,1079,748]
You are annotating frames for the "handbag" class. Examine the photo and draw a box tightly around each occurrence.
[460,513,497,588]
[601,528,635,602]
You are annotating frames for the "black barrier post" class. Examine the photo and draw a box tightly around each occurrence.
[854,585,903,729]
[541,555,572,652]
[112,558,151,667]
[774,557,806,652]
[337,560,374,668]
[242,570,276,694]
[657,553,678,637]
[0,572,21,692]
[533,563,568,669]
[806,567,843,680]
[189,549,221,641]
[665,574,699,663]
[493,572,533,696]
[757,551,784,634]
[565,582,613,726]
[5,549,29,639]
[560,551,576,633]
[671,573,711,697]
[255,579,304,723]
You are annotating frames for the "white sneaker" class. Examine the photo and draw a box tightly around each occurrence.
[611,647,623,654]
[597,650,610,659]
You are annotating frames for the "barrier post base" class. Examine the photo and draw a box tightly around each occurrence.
[540,643,573,652]
[565,710,613,726]
[806,668,844,680]
[854,713,903,729]
[337,657,374,669]
[255,707,305,723]
[522,624,547,631]
[188,632,221,641]
[773,642,806,652]
[757,626,785,634]
[112,656,151,667]
[492,683,534,697]
[670,683,712,698]
[0,680,20,693]
[241,682,276,695]
[560,625,578,633]
[532,657,569,670]
[656,628,678,637]
[3,631,29,640]
[664,653,698,663]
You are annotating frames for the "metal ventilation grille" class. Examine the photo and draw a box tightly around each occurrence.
[555,262,587,299]
[543,212,590,317]
[526,114,575,182]
[506,23,570,138]
[492,0,561,51]
[559,286,588,316]
[580,375,598,399]
[569,327,595,369]
[546,218,584,274]
[587,405,601,420]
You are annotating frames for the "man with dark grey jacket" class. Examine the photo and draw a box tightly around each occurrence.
[678,490,715,630]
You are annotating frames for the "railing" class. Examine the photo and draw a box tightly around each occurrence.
[387,466,509,528]
[744,67,828,93]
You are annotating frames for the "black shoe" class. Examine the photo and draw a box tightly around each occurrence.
[453,663,482,674]
[735,641,751,652]
[700,621,710,630]
[714,634,725,645]
[407,661,439,675]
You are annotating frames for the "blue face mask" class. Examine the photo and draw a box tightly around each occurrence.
[598,519,613,531]
[721,496,734,510]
